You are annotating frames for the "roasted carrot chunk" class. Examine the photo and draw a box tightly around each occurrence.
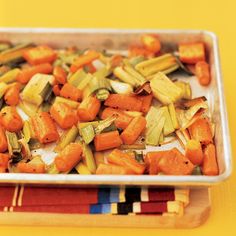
[96,163,130,175]
[128,45,154,58]
[0,106,23,132]
[104,94,142,112]
[0,126,7,153]
[70,50,100,73]
[60,83,82,102]
[30,112,59,144]
[94,131,122,151]
[145,151,169,175]
[179,43,205,64]
[53,66,67,84]
[17,162,46,174]
[16,63,53,84]
[202,143,219,176]
[77,96,101,122]
[100,107,133,130]
[120,116,146,145]
[0,153,10,173]
[138,94,153,113]
[23,45,57,65]
[185,139,203,165]
[158,148,195,175]
[4,82,21,106]
[188,117,213,145]
[50,102,78,129]
[52,84,61,96]
[55,143,82,172]
[107,149,145,174]
[195,61,211,86]
[141,34,161,53]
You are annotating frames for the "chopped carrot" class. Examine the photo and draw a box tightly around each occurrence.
[16,63,53,84]
[0,127,8,153]
[77,96,101,121]
[120,116,146,145]
[178,42,205,64]
[70,50,100,73]
[23,45,57,65]
[110,54,123,68]
[53,66,67,84]
[17,162,46,173]
[138,94,153,113]
[94,131,122,151]
[100,107,133,130]
[104,94,142,112]
[60,83,82,102]
[52,84,61,96]
[195,61,211,86]
[96,163,130,175]
[83,63,96,73]
[4,82,21,106]
[188,117,213,145]
[50,102,78,129]
[145,151,169,175]
[202,143,219,176]
[128,45,154,58]
[0,153,10,173]
[55,143,82,172]
[0,106,23,132]
[141,34,161,53]
[158,148,195,175]
[30,112,59,144]
[185,139,203,165]
[107,149,145,174]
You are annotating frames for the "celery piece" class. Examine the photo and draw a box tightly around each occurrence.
[5,131,22,156]
[110,80,133,94]
[129,56,145,67]
[0,68,20,84]
[79,124,95,144]
[47,163,60,174]
[93,67,111,79]
[96,88,110,101]
[77,73,93,91]
[54,125,79,152]
[159,106,175,136]
[75,162,92,175]
[18,101,38,117]
[23,121,32,143]
[168,103,179,130]
[78,121,99,130]
[113,67,137,87]
[94,115,117,134]
[68,69,87,87]
[53,96,79,109]
[0,82,8,98]
[175,81,192,100]
[82,143,96,174]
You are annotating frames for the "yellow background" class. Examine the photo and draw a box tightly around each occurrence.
[0,0,236,235]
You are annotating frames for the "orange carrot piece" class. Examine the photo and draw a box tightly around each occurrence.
[178,43,205,64]
[202,143,219,176]
[104,94,142,112]
[4,82,21,106]
[145,151,169,175]
[0,126,7,153]
[158,148,195,175]
[55,143,82,172]
[120,116,146,145]
[50,102,78,129]
[188,117,213,145]
[23,45,57,65]
[94,131,122,151]
[138,94,153,113]
[128,45,154,58]
[0,106,23,132]
[141,34,161,53]
[53,66,67,84]
[96,163,131,175]
[77,96,101,122]
[60,83,82,102]
[0,153,10,173]
[110,54,123,68]
[185,139,203,165]
[30,112,59,144]
[107,149,145,174]
[70,50,100,73]
[83,63,97,73]
[17,162,46,174]
[195,61,211,86]
[52,84,61,96]
[100,107,133,130]
[16,63,53,84]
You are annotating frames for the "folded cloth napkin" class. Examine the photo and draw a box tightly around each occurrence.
[0,186,189,215]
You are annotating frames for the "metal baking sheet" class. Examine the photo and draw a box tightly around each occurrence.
[0,28,232,186]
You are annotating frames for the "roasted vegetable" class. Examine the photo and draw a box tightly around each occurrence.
[81,142,96,174]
